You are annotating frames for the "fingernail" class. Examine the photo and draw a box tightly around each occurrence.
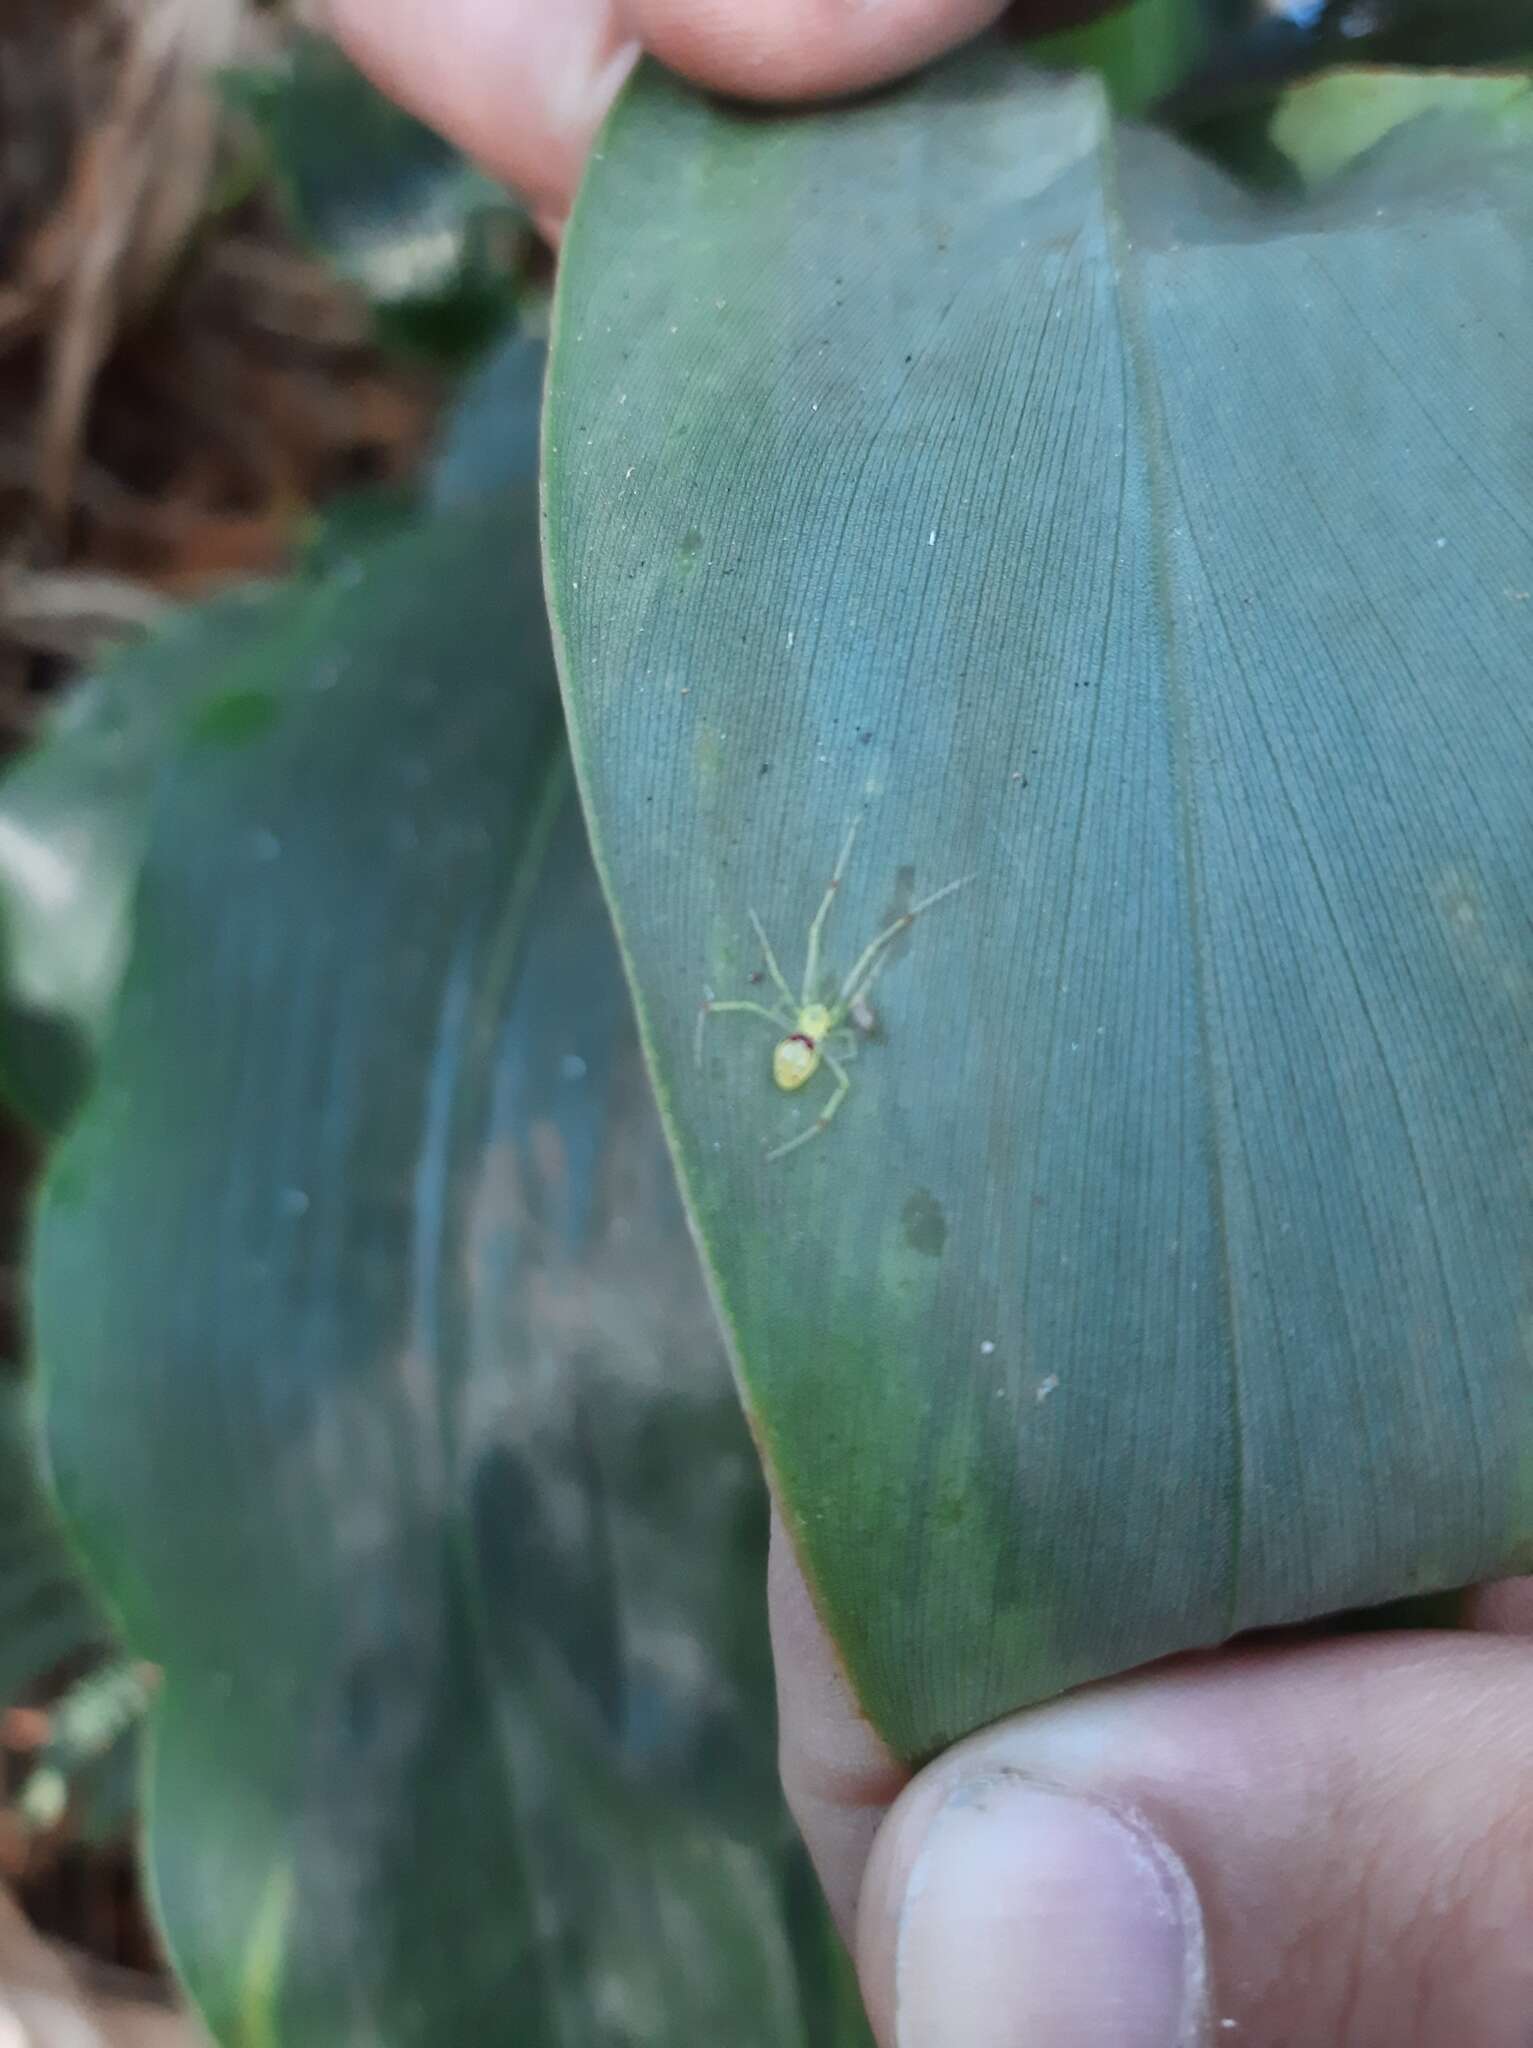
[895,1776,1207,2048]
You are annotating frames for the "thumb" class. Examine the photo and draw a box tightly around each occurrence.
[771,1516,1533,2047]
[861,1764,1205,2046]
[849,1632,1533,2046]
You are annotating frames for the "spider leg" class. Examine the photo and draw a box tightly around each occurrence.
[695,998,790,1068]
[747,910,797,1013]
[801,817,862,1006]
[837,873,974,1010]
[766,1049,852,1162]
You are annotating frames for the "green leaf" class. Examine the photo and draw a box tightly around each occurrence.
[0,1378,109,1713]
[1033,0,1219,113]
[0,587,291,1132]
[1166,0,1533,124]
[295,485,424,577]
[228,32,527,364]
[1269,67,1533,187]
[33,499,855,2044]
[0,419,527,1138]
[429,333,547,512]
[0,1374,136,1841]
[545,49,1533,1759]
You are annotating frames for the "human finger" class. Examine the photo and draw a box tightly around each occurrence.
[772,1515,1533,2044]
[322,0,1015,233]
[322,0,639,237]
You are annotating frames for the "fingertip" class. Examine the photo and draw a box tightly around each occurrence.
[628,0,1012,101]
[322,0,636,231]
[768,1506,905,1940]
[857,1637,1533,2044]
[860,1773,1207,2048]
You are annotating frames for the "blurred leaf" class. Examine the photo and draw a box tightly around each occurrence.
[32,497,861,2045]
[295,485,424,578]
[0,588,292,1132]
[0,419,519,1137]
[0,1379,108,1714]
[1268,66,1532,185]
[1032,0,1220,112]
[1166,0,1533,122]
[545,48,1533,1759]
[228,33,527,365]
[69,1697,144,1847]
[429,333,546,512]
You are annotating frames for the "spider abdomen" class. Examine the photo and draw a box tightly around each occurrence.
[774,1033,821,1092]
[774,1002,834,1091]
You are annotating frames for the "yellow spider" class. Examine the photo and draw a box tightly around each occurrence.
[695,819,972,1161]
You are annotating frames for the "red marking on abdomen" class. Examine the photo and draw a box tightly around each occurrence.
[788,1031,817,1052]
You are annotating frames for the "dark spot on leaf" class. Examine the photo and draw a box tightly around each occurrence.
[186,688,279,747]
[342,1654,391,1749]
[858,729,875,745]
[902,1188,947,1258]
[759,763,771,777]
[935,1487,966,1530]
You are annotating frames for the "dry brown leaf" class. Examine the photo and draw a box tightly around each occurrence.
[0,565,169,663]
[0,1890,205,2048]
[38,0,245,535]
[0,0,117,351]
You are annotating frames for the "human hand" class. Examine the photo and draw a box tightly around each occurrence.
[321,0,1011,237]
[776,1514,1533,2045]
